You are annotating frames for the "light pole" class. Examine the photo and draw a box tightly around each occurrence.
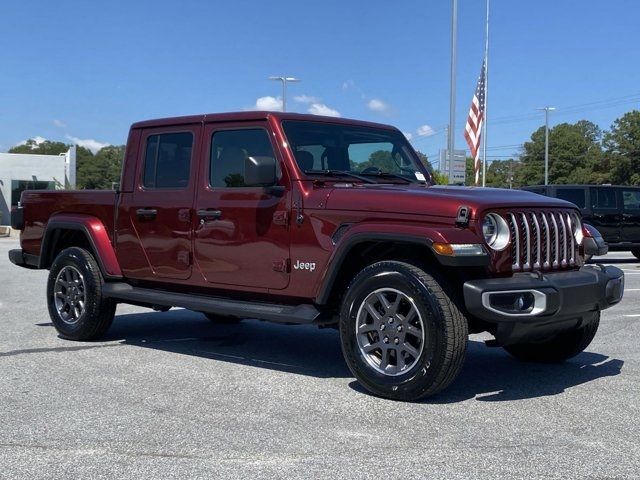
[268,76,300,112]
[447,0,458,184]
[537,106,555,185]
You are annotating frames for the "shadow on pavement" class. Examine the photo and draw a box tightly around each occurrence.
[77,309,623,402]
[589,257,638,265]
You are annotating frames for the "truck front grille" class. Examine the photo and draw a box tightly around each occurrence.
[505,211,576,271]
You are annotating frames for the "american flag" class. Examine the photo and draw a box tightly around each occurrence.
[464,60,486,186]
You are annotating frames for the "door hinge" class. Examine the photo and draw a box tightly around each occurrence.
[273,211,289,226]
[272,258,290,273]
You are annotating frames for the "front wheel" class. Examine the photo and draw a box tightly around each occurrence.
[504,313,600,363]
[47,247,116,341]
[339,261,468,401]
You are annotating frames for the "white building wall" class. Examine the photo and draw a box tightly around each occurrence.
[0,152,67,225]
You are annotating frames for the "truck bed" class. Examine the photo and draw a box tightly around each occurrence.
[19,190,117,256]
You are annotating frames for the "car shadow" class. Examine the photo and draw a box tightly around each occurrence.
[93,309,622,402]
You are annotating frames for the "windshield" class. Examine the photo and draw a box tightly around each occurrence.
[282,120,431,184]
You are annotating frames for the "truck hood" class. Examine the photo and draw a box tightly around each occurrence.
[323,184,575,219]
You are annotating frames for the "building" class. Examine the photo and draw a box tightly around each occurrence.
[0,146,76,225]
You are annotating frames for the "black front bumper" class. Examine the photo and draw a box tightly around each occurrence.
[463,265,624,345]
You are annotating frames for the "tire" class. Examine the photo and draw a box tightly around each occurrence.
[504,313,600,363]
[203,313,242,324]
[632,248,640,260]
[47,247,116,341]
[339,261,468,401]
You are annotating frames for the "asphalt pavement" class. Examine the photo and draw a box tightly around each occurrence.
[0,237,638,479]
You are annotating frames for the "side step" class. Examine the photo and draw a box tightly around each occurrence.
[102,283,320,325]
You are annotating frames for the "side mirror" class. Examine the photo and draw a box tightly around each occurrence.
[244,156,277,187]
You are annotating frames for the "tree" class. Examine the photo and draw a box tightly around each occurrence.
[516,120,604,186]
[77,145,124,189]
[603,110,640,185]
[9,139,69,155]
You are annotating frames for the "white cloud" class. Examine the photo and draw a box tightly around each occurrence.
[52,119,67,128]
[65,135,110,153]
[249,95,283,111]
[293,94,320,104]
[15,136,47,148]
[416,124,436,137]
[402,132,414,141]
[367,98,389,113]
[308,103,341,117]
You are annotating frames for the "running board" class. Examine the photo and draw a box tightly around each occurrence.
[102,283,320,325]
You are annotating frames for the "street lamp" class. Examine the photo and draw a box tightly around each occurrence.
[268,76,300,112]
[537,106,556,185]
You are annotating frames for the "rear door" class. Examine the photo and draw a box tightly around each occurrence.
[193,122,290,289]
[123,126,199,280]
[589,187,622,243]
[621,187,640,243]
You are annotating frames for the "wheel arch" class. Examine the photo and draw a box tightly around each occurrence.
[40,214,122,279]
[316,231,442,307]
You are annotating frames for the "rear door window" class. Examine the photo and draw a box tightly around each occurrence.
[555,188,586,209]
[142,132,193,189]
[591,187,619,211]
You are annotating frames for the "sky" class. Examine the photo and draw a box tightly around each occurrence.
[1,0,639,164]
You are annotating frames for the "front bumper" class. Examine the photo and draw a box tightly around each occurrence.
[463,265,624,345]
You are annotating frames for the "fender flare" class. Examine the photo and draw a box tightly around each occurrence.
[40,213,123,279]
[314,223,488,305]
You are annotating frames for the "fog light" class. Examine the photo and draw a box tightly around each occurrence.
[490,292,535,313]
[481,289,548,316]
[605,277,624,304]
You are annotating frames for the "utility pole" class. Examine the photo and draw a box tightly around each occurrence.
[447,0,458,184]
[269,76,300,112]
[537,106,555,185]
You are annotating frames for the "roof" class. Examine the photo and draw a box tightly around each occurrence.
[130,111,397,131]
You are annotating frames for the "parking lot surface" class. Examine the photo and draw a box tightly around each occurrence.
[0,237,639,479]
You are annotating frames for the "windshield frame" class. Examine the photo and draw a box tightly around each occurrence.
[280,120,433,185]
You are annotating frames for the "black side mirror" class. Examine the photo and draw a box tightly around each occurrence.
[244,156,277,187]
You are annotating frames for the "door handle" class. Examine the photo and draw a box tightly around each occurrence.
[136,208,157,219]
[197,209,222,220]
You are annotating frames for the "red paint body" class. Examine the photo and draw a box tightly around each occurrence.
[17,112,578,303]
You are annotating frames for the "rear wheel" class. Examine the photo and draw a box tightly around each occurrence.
[47,247,116,340]
[339,261,468,401]
[504,313,600,363]
[631,248,640,260]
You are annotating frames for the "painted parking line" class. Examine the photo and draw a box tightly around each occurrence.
[623,314,640,317]
[625,289,640,291]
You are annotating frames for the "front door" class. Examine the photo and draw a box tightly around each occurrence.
[621,188,640,243]
[193,123,290,289]
[589,187,622,244]
[124,126,199,280]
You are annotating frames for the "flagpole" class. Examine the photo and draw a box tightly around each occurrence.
[481,0,490,187]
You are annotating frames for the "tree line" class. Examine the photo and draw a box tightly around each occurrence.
[430,109,640,187]
[9,140,124,189]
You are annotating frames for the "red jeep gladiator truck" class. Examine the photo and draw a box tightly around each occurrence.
[9,112,625,400]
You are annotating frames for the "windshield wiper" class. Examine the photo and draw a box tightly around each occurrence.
[359,171,414,184]
[304,169,377,184]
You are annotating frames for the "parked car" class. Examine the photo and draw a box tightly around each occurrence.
[522,184,640,259]
[9,112,625,401]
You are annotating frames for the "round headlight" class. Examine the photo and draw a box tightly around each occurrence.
[482,213,510,250]
[570,212,583,245]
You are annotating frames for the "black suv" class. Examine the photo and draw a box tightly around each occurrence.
[522,185,640,259]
